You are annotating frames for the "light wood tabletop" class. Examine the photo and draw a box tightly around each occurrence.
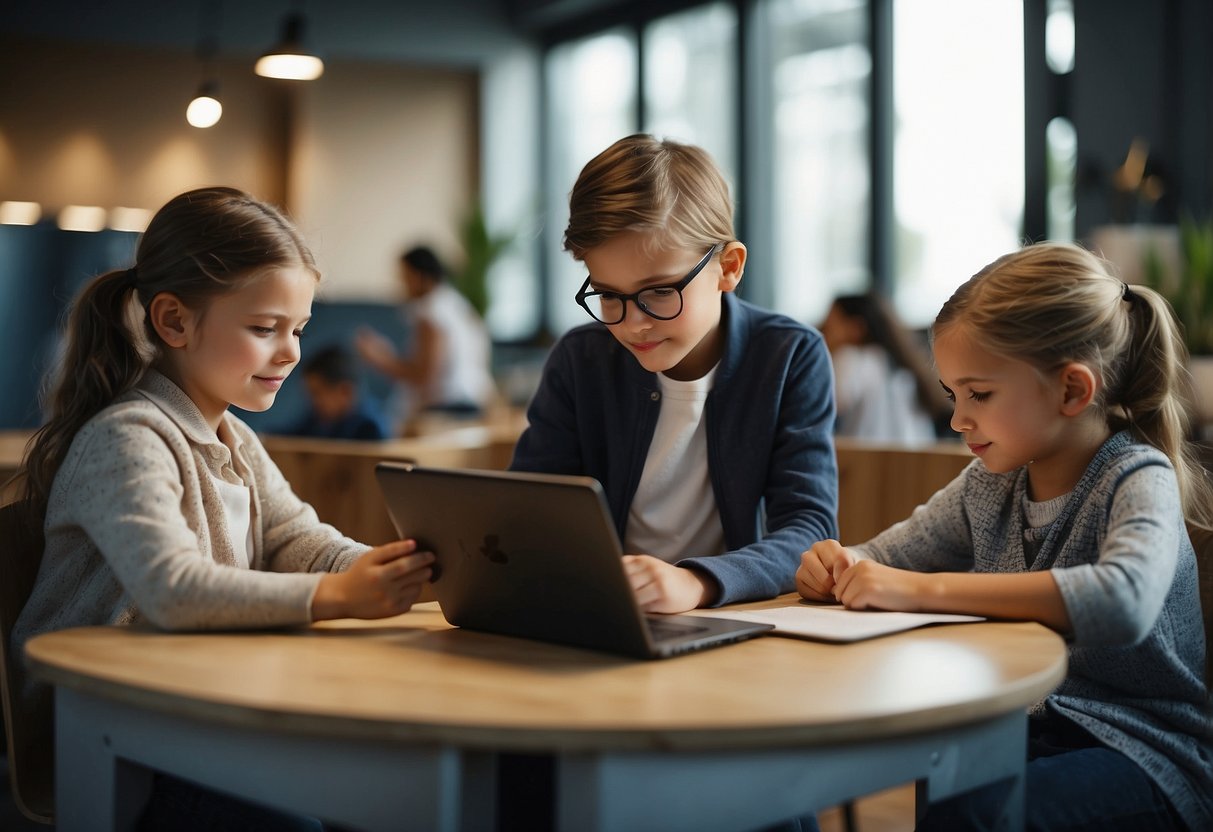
[27,597,1065,753]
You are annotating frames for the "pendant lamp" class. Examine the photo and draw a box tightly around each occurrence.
[255,12,324,80]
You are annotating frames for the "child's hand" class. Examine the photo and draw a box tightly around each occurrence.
[623,554,716,613]
[312,540,434,621]
[354,327,398,369]
[833,559,927,612]
[796,539,857,601]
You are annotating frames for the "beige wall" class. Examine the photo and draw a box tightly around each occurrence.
[289,61,478,300]
[0,36,479,301]
[0,37,290,210]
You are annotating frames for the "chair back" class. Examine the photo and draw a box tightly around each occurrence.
[0,500,54,824]
[1187,521,1213,691]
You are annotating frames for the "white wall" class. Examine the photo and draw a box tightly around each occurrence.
[289,61,479,300]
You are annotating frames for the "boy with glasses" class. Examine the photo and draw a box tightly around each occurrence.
[511,133,839,614]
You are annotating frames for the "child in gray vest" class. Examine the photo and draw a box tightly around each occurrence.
[799,242,1211,831]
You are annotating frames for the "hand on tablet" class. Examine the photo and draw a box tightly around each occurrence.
[312,540,434,620]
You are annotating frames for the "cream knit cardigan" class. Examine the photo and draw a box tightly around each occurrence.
[14,370,368,657]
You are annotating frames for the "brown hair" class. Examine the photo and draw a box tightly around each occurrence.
[563,134,735,259]
[933,242,1213,527]
[15,186,316,520]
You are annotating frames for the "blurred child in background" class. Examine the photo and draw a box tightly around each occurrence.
[290,344,389,440]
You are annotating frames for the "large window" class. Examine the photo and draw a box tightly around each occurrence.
[892,0,1025,325]
[539,1,1029,336]
[642,3,739,183]
[765,0,870,326]
[544,29,637,335]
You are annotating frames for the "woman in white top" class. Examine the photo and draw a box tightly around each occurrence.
[819,293,948,443]
[356,246,495,432]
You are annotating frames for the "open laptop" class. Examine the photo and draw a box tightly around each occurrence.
[374,463,773,659]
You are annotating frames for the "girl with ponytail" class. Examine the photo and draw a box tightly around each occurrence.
[798,242,1211,830]
[12,188,434,829]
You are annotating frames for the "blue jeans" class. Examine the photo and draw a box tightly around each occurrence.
[917,712,1182,832]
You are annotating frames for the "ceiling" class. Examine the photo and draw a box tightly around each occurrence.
[1,0,529,67]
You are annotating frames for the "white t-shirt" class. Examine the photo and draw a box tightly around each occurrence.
[406,282,495,410]
[832,344,936,443]
[210,473,252,569]
[624,367,726,562]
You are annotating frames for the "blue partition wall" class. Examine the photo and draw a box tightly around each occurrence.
[0,223,139,429]
[0,223,407,432]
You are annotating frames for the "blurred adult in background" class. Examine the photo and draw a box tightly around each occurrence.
[356,246,494,433]
[819,293,949,443]
[289,344,389,440]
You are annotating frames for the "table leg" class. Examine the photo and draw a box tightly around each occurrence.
[913,709,1027,831]
[460,751,498,832]
[53,686,466,832]
[556,711,1027,832]
[55,687,154,832]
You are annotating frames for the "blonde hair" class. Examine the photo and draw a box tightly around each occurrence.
[563,133,735,259]
[933,242,1213,527]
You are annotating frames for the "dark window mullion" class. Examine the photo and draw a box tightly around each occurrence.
[1023,0,1049,243]
[869,0,894,296]
[635,19,646,131]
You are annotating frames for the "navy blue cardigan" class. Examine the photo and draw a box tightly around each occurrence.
[511,292,839,606]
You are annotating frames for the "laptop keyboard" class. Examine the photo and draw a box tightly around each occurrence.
[645,617,711,640]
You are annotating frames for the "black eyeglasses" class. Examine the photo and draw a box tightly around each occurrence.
[574,244,722,325]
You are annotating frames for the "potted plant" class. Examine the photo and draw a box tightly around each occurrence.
[452,201,513,319]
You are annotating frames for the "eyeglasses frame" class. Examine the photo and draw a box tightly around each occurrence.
[574,243,723,325]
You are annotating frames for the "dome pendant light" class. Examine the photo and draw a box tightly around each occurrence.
[255,12,324,80]
[186,0,223,128]
[187,80,223,128]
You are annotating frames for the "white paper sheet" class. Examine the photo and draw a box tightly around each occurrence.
[719,603,985,643]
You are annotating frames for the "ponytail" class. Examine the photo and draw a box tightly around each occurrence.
[1116,285,1213,528]
[12,186,316,527]
[936,242,1213,529]
[17,267,152,519]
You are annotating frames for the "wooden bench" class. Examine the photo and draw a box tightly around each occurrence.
[261,424,523,546]
[6,430,975,548]
[0,431,33,507]
[834,438,972,545]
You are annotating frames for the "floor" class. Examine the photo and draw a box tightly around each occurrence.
[818,784,916,832]
[1,752,916,832]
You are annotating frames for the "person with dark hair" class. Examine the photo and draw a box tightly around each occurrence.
[819,293,949,442]
[289,344,389,440]
[10,187,435,832]
[355,245,494,433]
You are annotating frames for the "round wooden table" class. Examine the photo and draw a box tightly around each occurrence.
[28,597,1066,832]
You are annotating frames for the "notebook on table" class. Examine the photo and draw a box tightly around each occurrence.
[374,463,773,659]
[710,602,986,643]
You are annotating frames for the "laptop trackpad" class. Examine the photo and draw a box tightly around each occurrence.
[645,615,711,641]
